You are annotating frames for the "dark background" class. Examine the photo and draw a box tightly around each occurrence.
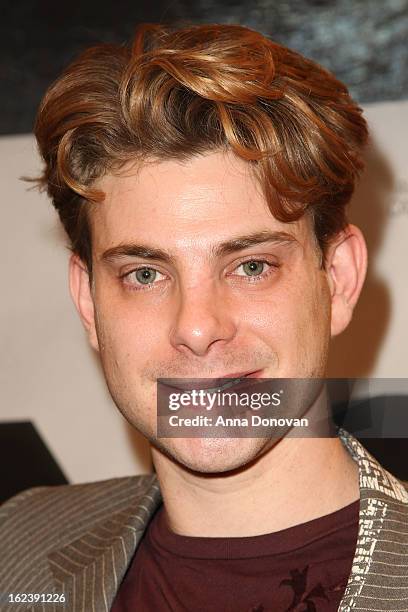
[2,0,408,135]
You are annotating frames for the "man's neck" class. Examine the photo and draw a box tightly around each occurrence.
[151,434,360,538]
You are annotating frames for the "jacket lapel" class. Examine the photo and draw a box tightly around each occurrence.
[338,429,408,611]
[47,479,162,611]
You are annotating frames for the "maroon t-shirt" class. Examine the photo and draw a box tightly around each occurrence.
[111,499,359,611]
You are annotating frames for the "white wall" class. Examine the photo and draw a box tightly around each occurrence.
[1,99,407,483]
[0,136,151,483]
[328,100,408,380]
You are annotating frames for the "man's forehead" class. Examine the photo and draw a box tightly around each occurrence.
[95,151,262,215]
[90,152,313,252]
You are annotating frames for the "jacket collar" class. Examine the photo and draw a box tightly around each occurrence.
[47,430,408,611]
[338,428,408,610]
[47,479,162,611]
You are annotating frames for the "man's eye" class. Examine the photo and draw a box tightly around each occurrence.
[235,260,270,277]
[122,261,276,288]
[125,267,165,286]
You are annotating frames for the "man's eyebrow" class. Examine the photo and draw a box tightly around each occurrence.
[100,231,298,264]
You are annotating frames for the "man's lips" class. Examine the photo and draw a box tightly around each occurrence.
[159,370,264,391]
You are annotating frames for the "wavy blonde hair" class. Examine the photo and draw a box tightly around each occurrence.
[34,23,368,270]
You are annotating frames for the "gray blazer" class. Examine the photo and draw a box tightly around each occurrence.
[1,429,407,611]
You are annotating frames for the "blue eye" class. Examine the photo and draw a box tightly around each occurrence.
[232,259,279,282]
[123,267,166,288]
[241,261,265,276]
[135,268,157,284]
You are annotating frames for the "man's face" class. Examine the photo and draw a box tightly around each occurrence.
[86,151,332,472]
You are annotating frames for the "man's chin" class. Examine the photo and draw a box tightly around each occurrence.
[152,435,271,474]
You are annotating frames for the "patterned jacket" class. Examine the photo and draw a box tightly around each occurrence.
[0,429,407,611]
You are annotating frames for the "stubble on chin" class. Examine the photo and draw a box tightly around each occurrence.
[151,435,273,475]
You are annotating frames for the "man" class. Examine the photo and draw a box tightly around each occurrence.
[1,23,407,612]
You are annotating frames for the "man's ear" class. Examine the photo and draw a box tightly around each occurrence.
[326,224,367,337]
[69,254,99,351]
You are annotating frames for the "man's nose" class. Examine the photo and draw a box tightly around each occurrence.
[169,283,237,357]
